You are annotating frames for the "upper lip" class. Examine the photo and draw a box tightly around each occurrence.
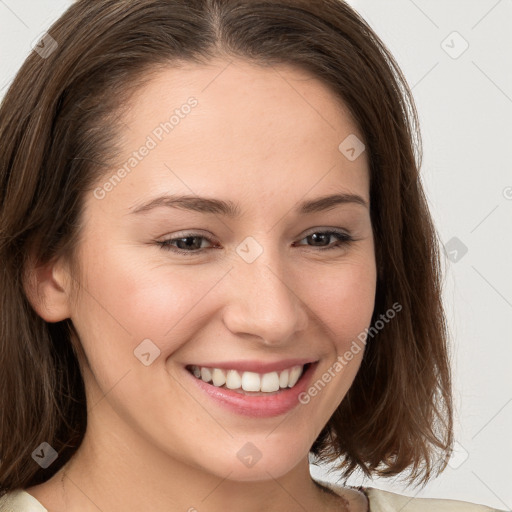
[186,358,316,374]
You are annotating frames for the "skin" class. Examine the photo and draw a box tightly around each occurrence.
[24,58,375,512]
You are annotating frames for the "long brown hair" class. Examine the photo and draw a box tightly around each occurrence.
[0,0,453,493]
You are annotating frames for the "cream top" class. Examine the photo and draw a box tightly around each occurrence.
[0,478,504,511]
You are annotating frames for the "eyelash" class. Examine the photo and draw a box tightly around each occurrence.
[156,229,355,256]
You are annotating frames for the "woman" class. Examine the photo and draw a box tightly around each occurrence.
[0,1,503,511]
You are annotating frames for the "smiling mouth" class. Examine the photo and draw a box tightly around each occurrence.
[186,363,311,395]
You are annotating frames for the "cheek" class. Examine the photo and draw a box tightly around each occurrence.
[68,251,220,412]
[69,243,202,362]
[75,248,233,368]
[80,237,181,324]
[289,258,376,434]
[301,256,377,351]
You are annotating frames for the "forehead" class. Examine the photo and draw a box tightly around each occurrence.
[92,58,369,215]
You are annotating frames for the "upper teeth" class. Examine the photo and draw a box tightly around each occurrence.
[190,365,304,392]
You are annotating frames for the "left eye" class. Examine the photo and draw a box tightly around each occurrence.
[295,230,354,250]
[156,230,354,256]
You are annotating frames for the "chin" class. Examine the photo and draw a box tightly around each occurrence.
[195,438,310,482]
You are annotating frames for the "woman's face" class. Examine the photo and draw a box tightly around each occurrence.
[66,58,376,481]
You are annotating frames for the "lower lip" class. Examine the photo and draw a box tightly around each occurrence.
[184,363,317,418]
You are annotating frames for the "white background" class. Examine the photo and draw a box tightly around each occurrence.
[1,1,510,510]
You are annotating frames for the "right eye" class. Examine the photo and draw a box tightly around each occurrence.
[156,233,217,255]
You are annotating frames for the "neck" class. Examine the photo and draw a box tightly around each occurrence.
[50,408,339,512]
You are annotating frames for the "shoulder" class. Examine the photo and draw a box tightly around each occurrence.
[313,478,504,512]
[365,487,503,511]
[0,489,48,512]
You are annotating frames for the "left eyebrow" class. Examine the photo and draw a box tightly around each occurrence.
[127,192,368,217]
[298,192,368,214]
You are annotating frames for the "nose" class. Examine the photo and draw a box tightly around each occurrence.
[222,248,308,346]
